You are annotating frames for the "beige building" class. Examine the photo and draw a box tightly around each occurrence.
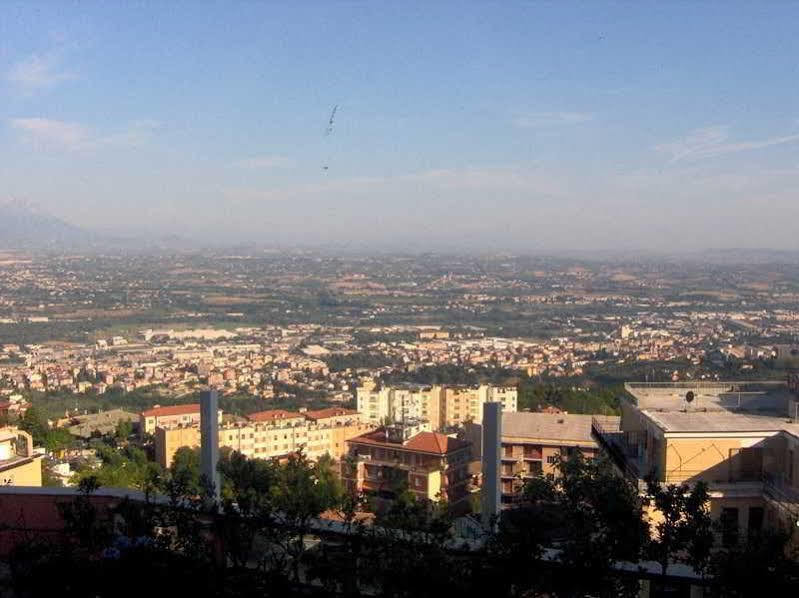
[140,403,222,437]
[595,381,799,546]
[343,426,472,513]
[155,407,373,468]
[463,412,619,507]
[0,427,42,487]
[356,381,517,431]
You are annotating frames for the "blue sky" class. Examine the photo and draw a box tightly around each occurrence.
[2,2,798,250]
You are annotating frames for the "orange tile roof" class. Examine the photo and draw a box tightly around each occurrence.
[404,432,469,454]
[247,409,304,422]
[304,407,358,421]
[141,404,201,418]
[347,429,469,455]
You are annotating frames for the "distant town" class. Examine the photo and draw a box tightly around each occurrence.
[2,249,799,595]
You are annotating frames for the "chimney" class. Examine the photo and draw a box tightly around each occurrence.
[201,389,220,501]
[481,401,502,529]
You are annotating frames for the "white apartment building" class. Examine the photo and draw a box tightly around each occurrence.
[356,380,517,430]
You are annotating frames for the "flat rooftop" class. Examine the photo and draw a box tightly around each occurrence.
[625,381,799,436]
[645,410,799,435]
[625,381,792,414]
[503,412,620,444]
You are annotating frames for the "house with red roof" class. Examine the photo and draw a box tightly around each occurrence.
[344,426,472,513]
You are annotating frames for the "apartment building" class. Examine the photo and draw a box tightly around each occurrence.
[463,412,619,506]
[343,425,472,513]
[442,385,518,428]
[594,381,799,546]
[155,407,373,468]
[356,380,517,431]
[0,427,42,486]
[140,403,222,437]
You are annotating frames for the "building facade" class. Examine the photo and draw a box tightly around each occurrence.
[140,403,222,437]
[594,381,799,546]
[155,407,373,468]
[356,380,517,431]
[463,412,619,506]
[0,427,42,486]
[343,427,472,512]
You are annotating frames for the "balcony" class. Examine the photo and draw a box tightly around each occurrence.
[591,416,644,483]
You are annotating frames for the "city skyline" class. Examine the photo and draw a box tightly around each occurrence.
[2,2,799,251]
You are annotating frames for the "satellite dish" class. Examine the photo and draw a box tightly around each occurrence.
[685,391,695,403]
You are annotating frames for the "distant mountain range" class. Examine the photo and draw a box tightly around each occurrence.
[0,199,198,252]
[0,198,97,248]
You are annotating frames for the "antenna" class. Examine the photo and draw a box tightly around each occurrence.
[684,390,695,412]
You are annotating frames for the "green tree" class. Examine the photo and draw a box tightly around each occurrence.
[168,446,203,496]
[18,406,48,443]
[710,528,799,596]
[515,453,647,596]
[114,419,133,441]
[270,451,343,582]
[73,445,163,490]
[644,476,713,576]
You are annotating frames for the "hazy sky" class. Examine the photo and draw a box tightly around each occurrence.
[2,2,798,251]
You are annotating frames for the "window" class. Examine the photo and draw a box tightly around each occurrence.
[721,508,739,547]
[748,507,764,537]
[546,455,558,464]
[527,461,542,475]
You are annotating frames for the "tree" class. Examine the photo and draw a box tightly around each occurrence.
[644,476,713,576]
[114,419,133,441]
[73,444,163,490]
[269,451,343,582]
[514,453,647,597]
[19,406,74,452]
[363,493,462,598]
[169,446,203,496]
[18,406,48,443]
[709,528,799,596]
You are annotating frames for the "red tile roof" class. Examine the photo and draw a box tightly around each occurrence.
[247,409,303,422]
[347,429,469,455]
[141,404,202,418]
[304,407,358,421]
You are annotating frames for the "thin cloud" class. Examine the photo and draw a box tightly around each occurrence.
[231,155,293,169]
[10,117,88,149]
[656,125,799,163]
[513,112,593,128]
[7,51,75,94]
[9,117,159,151]
[223,166,569,204]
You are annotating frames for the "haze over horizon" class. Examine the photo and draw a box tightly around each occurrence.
[2,3,799,252]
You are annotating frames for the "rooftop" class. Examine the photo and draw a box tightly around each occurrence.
[625,381,791,414]
[503,412,620,444]
[625,381,799,436]
[141,403,202,418]
[644,410,799,435]
[349,428,470,455]
[304,407,359,421]
[247,409,304,423]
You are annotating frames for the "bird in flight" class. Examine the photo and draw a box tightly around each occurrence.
[325,105,338,136]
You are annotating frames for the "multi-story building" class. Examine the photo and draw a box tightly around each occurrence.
[343,425,472,513]
[463,412,620,506]
[0,427,41,486]
[356,380,517,431]
[154,407,372,468]
[594,381,799,546]
[139,404,222,437]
